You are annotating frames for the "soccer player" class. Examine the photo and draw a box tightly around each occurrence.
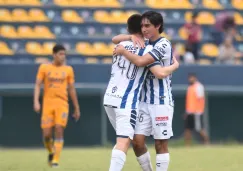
[114,11,175,171]
[104,14,179,171]
[33,44,80,167]
[184,73,209,146]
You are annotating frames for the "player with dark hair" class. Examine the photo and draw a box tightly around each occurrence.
[184,73,209,146]
[34,44,80,167]
[114,11,175,171]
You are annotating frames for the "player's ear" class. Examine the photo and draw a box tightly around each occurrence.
[156,24,161,30]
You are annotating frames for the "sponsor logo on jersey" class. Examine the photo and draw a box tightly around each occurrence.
[156,122,167,126]
[124,45,138,54]
[105,93,122,99]
[155,46,166,55]
[156,116,168,121]
[162,130,168,136]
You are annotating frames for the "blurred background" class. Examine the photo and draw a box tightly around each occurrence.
[0,0,243,148]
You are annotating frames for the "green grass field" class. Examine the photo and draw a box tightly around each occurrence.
[0,145,243,171]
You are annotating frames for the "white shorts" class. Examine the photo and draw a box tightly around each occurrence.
[135,102,174,140]
[104,106,138,140]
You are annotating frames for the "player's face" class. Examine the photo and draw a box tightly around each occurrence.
[53,50,66,65]
[188,76,196,84]
[141,18,160,40]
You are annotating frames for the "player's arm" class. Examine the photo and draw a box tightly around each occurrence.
[112,34,131,44]
[148,56,179,79]
[115,39,170,67]
[195,84,205,114]
[112,34,145,48]
[33,65,45,113]
[68,67,80,121]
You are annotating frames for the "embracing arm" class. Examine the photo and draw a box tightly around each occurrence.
[148,57,179,79]
[112,34,132,44]
[121,49,155,67]
[112,34,145,48]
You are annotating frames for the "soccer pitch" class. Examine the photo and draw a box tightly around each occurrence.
[0,145,242,171]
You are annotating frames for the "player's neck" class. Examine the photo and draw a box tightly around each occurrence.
[134,33,143,40]
[52,62,63,67]
[149,33,161,42]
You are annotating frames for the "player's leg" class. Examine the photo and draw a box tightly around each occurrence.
[154,139,169,171]
[41,106,55,165]
[52,107,69,167]
[133,102,153,171]
[150,105,174,171]
[108,108,137,171]
[195,115,209,144]
[105,106,116,130]
[184,114,194,146]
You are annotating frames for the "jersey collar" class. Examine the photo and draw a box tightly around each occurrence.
[149,37,163,47]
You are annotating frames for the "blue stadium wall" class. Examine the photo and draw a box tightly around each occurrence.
[0,64,243,147]
[1,64,243,85]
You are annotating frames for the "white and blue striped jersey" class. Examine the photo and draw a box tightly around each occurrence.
[139,37,174,106]
[104,41,153,109]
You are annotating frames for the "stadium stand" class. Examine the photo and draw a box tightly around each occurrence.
[0,0,242,64]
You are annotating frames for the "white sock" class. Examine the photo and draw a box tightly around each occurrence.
[156,153,170,171]
[137,151,153,171]
[109,149,126,171]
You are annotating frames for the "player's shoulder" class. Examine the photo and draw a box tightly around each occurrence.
[196,82,204,89]
[63,64,73,70]
[153,37,171,55]
[155,37,172,47]
[119,40,133,46]
[38,63,50,70]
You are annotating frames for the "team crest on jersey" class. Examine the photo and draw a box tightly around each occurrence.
[112,86,118,93]
[146,71,155,79]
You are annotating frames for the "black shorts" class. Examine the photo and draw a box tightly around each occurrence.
[185,114,204,131]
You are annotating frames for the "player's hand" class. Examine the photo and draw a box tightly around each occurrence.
[72,109,80,122]
[34,101,41,113]
[172,56,179,69]
[131,35,145,48]
[114,45,126,56]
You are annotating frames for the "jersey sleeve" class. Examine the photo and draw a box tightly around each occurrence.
[148,39,171,61]
[36,64,46,81]
[67,66,75,84]
[147,61,161,69]
[196,84,205,98]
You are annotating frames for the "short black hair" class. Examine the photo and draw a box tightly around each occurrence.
[53,44,65,54]
[127,14,142,34]
[142,11,164,33]
[188,72,197,78]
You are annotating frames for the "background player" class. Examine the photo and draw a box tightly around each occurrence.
[184,73,209,146]
[33,44,80,167]
[104,14,179,171]
[114,11,174,171]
